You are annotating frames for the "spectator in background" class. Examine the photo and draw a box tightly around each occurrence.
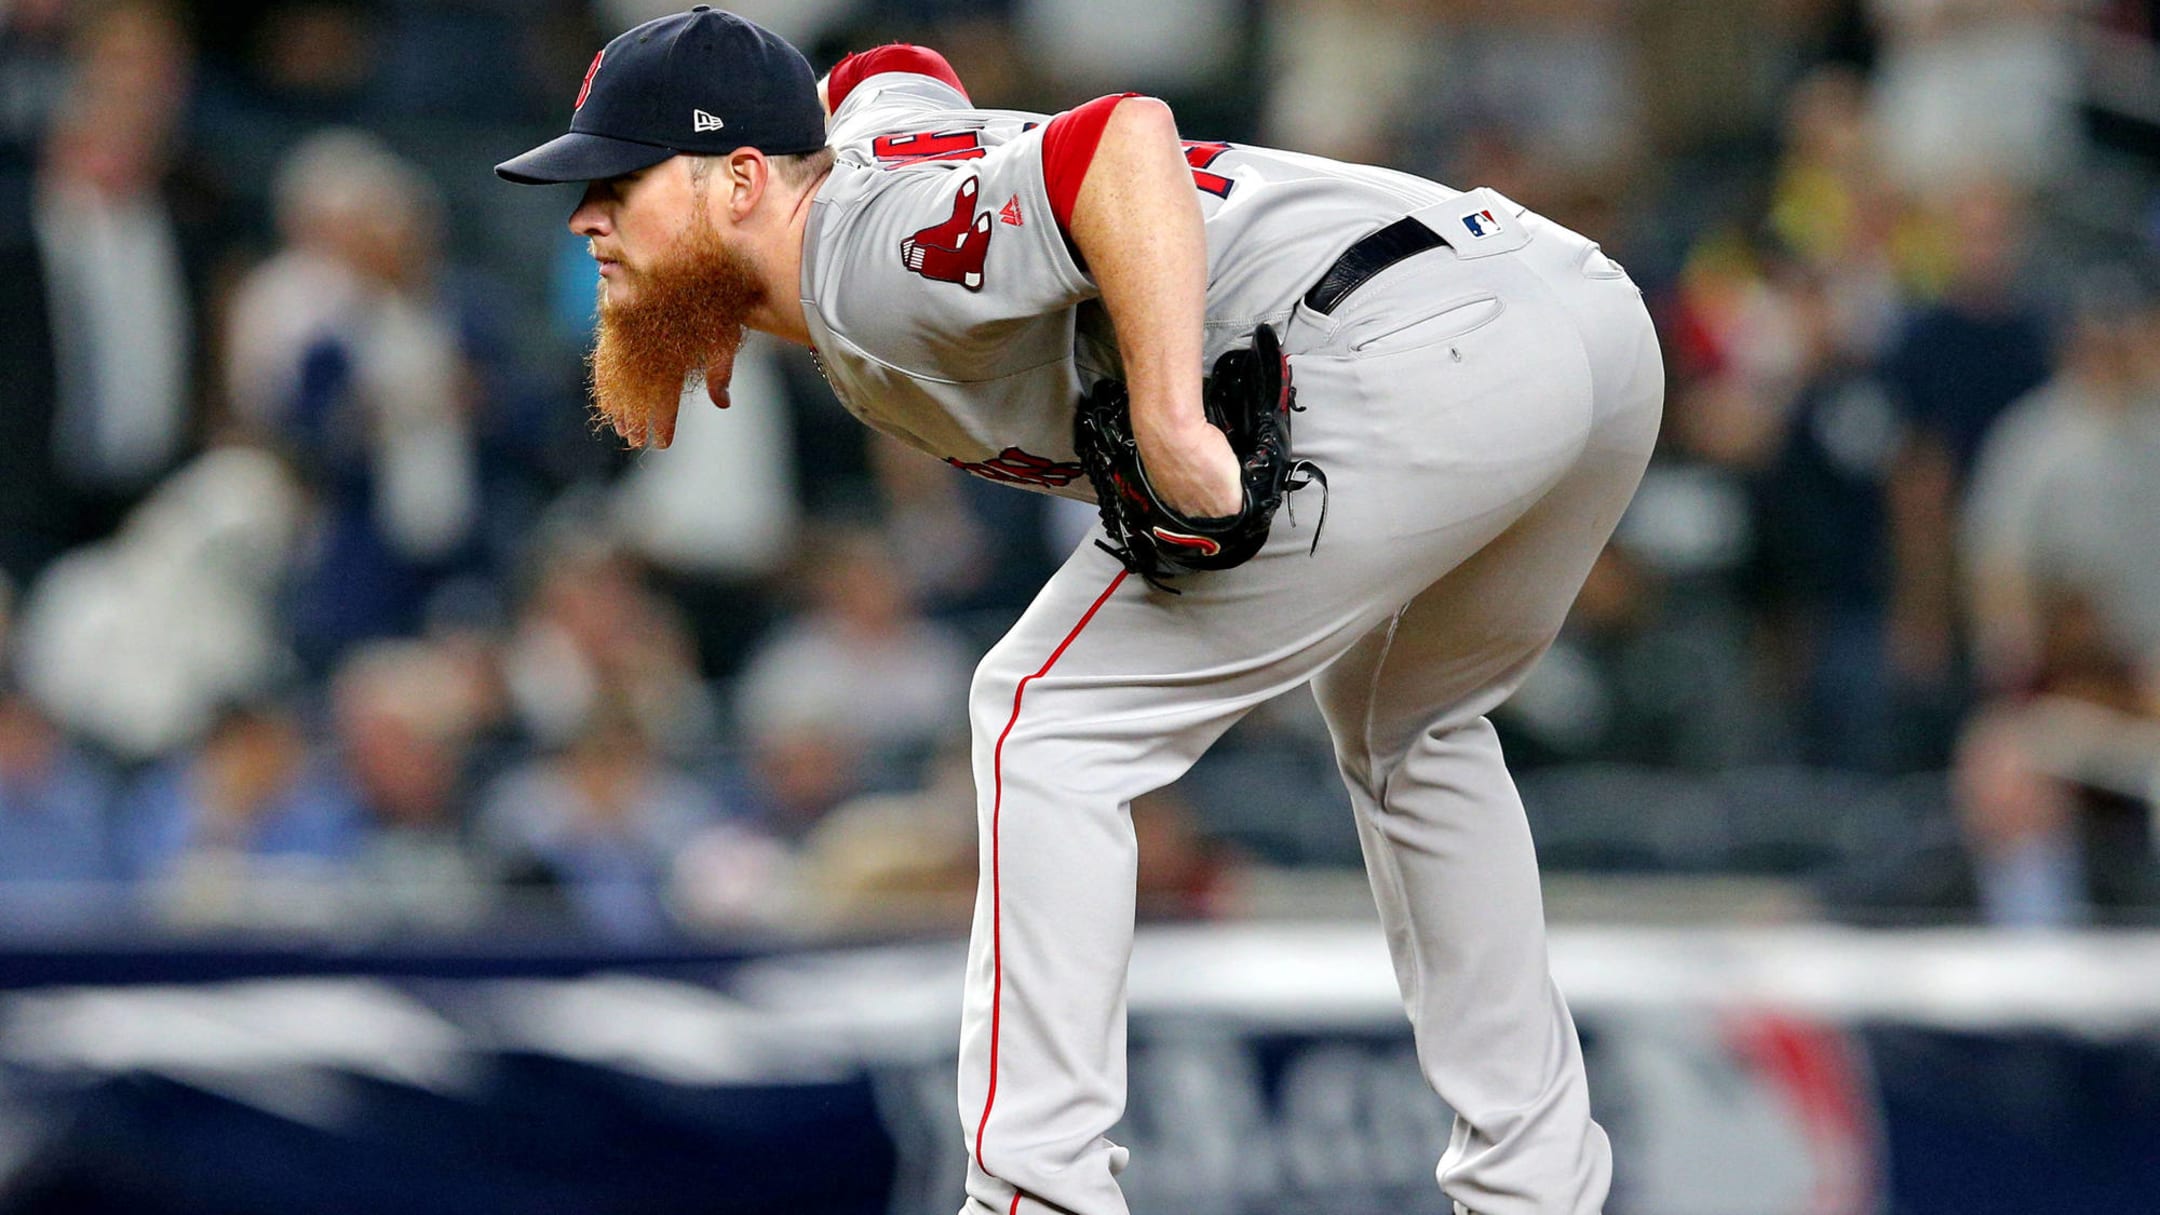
[607,332,800,678]
[869,435,995,615]
[111,638,492,937]
[476,696,732,943]
[735,525,973,830]
[1964,272,2159,691]
[0,0,72,149]
[1633,0,1813,165]
[742,722,865,848]
[793,749,1241,928]
[115,696,363,931]
[1869,0,2081,194]
[1260,0,1439,167]
[322,639,489,930]
[2010,323,2160,681]
[215,1,379,126]
[224,129,482,670]
[795,742,977,933]
[1412,0,1642,232]
[1837,283,2160,923]
[1603,226,1785,762]
[224,129,382,434]
[1753,261,1912,769]
[1882,185,2053,479]
[1764,66,1906,361]
[1016,0,1242,126]
[14,446,305,763]
[0,677,120,930]
[1880,184,2052,761]
[416,577,521,769]
[1826,707,2160,926]
[0,574,120,920]
[0,0,225,586]
[737,526,972,753]
[1661,231,1812,476]
[501,534,719,761]
[1500,541,1768,770]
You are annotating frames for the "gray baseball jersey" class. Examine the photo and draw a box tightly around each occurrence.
[810,46,1664,1215]
[807,63,1466,499]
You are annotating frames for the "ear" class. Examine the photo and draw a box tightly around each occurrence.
[724,149,768,222]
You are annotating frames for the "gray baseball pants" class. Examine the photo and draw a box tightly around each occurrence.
[958,205,1663,1215]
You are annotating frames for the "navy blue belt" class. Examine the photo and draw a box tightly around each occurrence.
[1302,217,1449,316]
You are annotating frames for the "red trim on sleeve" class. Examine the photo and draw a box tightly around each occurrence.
[826,44,969,113]
[1041,93,1140,233]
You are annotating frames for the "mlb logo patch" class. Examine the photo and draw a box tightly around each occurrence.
[1414,188,1525,259]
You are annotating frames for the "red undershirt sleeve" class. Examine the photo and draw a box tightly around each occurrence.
[826,44,970,113]
[1040,93,1142,234]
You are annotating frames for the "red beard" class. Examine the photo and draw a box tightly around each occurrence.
[587,224,764,449]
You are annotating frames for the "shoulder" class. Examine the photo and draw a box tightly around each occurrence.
[827,44,971,118]
[824,43,1001,151]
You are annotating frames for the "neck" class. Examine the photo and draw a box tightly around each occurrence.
[741,167,830,348]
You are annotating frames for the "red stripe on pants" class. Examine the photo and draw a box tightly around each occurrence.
[973,569,1128,1197]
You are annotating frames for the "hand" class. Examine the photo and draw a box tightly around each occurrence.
[1135,416,1243,519]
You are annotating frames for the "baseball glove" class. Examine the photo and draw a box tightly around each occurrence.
[1074,324,1327,592]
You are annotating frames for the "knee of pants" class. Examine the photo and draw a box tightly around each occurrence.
[967,640,1028,748]
[966,638,1146,817]
[966,641,1080,793]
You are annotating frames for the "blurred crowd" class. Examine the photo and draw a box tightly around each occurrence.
[2,0,2160,943]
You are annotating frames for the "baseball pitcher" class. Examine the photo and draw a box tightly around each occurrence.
[498,9,1663,1214]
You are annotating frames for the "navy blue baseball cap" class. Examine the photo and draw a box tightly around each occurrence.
[496,6,825,185]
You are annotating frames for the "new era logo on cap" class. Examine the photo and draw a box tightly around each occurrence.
[693,109,725,133]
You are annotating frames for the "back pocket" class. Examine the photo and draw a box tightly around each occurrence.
[1346,292,1504,355]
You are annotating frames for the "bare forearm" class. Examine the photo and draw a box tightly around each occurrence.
[1068,100,1208,437]
[1067,98,1237,514]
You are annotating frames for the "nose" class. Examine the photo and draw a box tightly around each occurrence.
[568,183,611,237]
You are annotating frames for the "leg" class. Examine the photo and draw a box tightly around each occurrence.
[952,425,1594,1214]
[956,545,1365,1215]
[958,207,1658,1215]
[1323,695,1611,1215]
[1312,294,1660,1214]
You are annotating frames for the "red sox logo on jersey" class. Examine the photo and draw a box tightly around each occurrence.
[901,177,993,291]
[574,50,604,111]
[947,446,1083,488]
